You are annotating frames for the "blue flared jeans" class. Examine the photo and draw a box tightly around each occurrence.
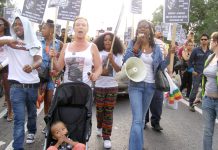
[128,81,156,150]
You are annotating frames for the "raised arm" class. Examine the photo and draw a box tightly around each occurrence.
[49,43,66,72]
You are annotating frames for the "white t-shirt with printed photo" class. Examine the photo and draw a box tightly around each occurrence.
[95,50,123,88]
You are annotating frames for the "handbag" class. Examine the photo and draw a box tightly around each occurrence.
[172,72,182,87]
[155,67,170,92]
[38,67,50,82]
[174,60,182,70]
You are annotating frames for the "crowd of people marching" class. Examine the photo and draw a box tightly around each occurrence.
[0,14,217,150]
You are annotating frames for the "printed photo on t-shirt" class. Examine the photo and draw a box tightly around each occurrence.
[65,57,85,82]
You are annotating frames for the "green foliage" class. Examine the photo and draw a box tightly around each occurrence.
[0,0,6,16]
[152,5,163,26]
[152,0,218,42]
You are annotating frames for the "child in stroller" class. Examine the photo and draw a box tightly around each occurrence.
[43,82,93,150]
[47,121,85,150]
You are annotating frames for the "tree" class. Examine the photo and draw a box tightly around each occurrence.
[152,5,163,26]
[0,0,6,16]
[151,0,218,42]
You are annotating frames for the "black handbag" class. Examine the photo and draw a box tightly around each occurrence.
[38,67,50,82]
[174,60,182,70]
[155,67,170,92]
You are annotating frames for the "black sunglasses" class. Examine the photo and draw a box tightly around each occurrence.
[201,38,208,41]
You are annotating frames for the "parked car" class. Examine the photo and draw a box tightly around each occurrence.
[116,75,128,95]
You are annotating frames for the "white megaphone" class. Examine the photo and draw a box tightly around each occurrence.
[115,57,147,82]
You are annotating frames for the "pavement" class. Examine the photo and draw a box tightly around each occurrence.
[0,94,218,150]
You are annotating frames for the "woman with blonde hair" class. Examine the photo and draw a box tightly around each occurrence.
[49,17,102,85]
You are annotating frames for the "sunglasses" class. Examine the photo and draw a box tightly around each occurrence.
[201,39,208,41]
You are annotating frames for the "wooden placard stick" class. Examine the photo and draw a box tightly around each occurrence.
[64,20,69,43]
[106,3,124,68]
[168,23,177,76]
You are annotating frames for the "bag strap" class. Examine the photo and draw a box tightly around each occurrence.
[156,63,161,73]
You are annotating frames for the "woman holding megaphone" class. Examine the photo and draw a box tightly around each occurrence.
[123,20,175,150]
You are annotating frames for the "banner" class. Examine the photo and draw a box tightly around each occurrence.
[155,23,185,44]
[56,24,61,36]
[21,0,47,24]
[57,0,82,21]
[3,7,16,24]
[6,0,16,6]
[48,0,68,8]
[131,0,142,14]
[164,0,190,23]
[124,27,132,43]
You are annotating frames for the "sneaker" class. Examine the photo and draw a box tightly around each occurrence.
[144,124,147,130]
[42,127,47,134]
[152,124,163,132]
[189,106,195,112]
[96,128,102,136]
[26,133,35,144]
[104,140,112,149]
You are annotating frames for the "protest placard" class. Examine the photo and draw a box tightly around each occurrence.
[21,0,47,24]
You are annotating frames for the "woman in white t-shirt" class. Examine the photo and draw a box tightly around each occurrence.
[0,17,12,121]
[49,17,102,85]
[93,32,124,149]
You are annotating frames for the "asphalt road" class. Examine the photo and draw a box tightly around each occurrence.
[0,95,218,150]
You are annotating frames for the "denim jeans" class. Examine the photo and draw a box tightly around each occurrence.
[202,96,218,150]
[128,81,155,150]
[10,86,38,150]
[145,89,163,125]
[189,74,202,106]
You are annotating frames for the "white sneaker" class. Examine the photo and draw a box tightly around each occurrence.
[96,128,102,136]
[104,140,112,149]
[26,133,35,144]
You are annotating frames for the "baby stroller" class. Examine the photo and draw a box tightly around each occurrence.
[43,81,93,150]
